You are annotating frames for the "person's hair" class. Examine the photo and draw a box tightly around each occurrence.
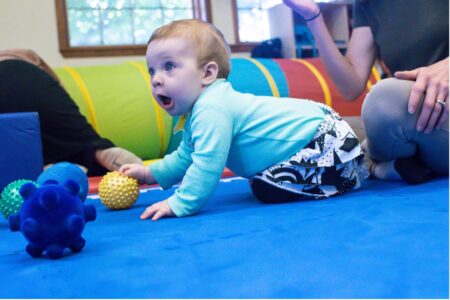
[148,19,231,79]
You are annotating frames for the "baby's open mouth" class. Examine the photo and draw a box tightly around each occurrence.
[157,94,173,108]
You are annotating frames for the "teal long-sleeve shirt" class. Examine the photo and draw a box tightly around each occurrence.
[150,79,326,217]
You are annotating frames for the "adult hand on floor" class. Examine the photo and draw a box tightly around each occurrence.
[395,57,449,133]
[140,200,175,221]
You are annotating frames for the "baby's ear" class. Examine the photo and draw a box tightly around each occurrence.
[202,61,219,86]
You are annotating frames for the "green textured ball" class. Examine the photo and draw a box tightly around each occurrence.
[0,179,35,220]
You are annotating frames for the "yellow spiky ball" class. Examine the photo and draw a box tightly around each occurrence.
[98,171,139,210]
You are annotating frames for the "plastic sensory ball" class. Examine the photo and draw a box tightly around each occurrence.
[9,180,96,259]
[0,179,35,220]
[37,162,89,201]
[98,171,139,210]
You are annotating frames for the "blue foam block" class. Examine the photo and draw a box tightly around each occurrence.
[0,112,43,192]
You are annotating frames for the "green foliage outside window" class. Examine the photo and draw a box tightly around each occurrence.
[66,0,193,46]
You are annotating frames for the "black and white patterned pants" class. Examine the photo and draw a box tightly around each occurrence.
[251,104,369,203]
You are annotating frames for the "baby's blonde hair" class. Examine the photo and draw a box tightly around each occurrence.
[148,19,231,79]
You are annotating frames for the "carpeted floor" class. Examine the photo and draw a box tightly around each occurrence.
[0,177,448,298]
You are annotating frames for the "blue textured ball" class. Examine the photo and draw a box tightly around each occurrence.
[9,180,96,259]
[37,162,89,201]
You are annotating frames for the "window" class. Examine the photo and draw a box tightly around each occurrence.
[55,0,210,57]
[233,0,281,43]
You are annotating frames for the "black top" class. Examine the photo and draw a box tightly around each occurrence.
[353,0,449,74]
[0,59,114,176]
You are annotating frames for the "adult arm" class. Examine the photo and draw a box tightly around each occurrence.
[282,0,377,100]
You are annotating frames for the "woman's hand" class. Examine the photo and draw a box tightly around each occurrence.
[282,0,320,20]
[395,57,449,133]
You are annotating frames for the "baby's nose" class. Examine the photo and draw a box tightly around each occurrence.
[151,76,162,88]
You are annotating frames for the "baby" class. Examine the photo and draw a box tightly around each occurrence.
[120,19,368,221]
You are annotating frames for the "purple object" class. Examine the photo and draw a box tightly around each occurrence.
[9,180,96,259]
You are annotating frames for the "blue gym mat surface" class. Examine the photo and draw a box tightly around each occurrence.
[1,177,448,298]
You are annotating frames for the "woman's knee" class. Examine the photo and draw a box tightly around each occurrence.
[361,78,421,160]
[362,78,416,129]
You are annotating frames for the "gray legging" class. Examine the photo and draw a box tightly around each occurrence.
[361,78,449,175]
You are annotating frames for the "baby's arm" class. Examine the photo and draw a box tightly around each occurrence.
[119,164,175,220]
[119,164,156,184]
[122,105,232,220]
[119,136,195,221]
[164,107,233,217]
[120,136,194,186]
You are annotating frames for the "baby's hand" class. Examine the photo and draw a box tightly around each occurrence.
[140,200,175,221]
[119,164,151,184]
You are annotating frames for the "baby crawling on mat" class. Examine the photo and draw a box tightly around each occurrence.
[120,19,368,221]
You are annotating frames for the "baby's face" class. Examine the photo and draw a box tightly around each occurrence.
[146,37,205,116]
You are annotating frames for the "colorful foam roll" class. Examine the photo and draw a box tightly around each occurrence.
[275,58,380,116]
[54,63,173,160]
[228,58,286,97]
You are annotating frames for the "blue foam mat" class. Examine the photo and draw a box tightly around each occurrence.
[0,177,448,298]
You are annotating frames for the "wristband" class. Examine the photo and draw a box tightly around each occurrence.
[304,9,321,22]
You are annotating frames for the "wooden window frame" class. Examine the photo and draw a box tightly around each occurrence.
[55,0,212,58]
[229,0,259,53]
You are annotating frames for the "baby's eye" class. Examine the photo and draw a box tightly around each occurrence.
[165,62,175,72]
[149,68,155,76]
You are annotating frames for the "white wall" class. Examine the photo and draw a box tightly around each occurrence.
[0,0,241,67]
[210,0,235,46]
